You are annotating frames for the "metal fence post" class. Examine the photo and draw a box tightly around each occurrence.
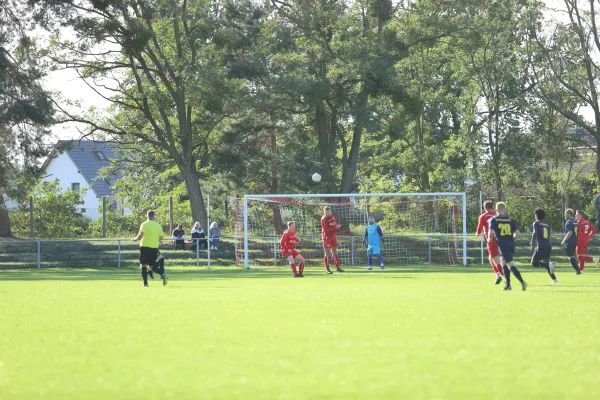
[207,193,211,270]
[428,235,432,265]
[169,196,173,234]
[351,236,355,266]
[196,238,200,267]
[102,196,107,238]
[29,196,34,239]
[118,239,121,268]
[274,237,277,266]
[37,240,40,269]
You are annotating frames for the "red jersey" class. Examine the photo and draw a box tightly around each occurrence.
[280,229,299,252]
[321,214,338,239]
[476,211,496,242]
[577,219,596,245]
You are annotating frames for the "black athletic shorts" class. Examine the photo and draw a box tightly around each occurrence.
[499,244,515,263]
[564,244,576,257]
[532,246,551,261]
[139,247,159,266]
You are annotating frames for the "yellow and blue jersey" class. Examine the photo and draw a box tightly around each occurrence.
[533,220,551,248]
[489,214,518,247]
[564,219,578,245]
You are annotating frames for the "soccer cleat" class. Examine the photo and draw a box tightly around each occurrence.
[336,267,345,273]
[148,270,154,280]
[325,269,333,275]
[552,279,559,283]
[142,283,149,287]
[367,266,373,271]
[502,285,512,291]
[162,274,168,286]
[380,265,385,271]
[576,270,582,275]
[298,274,304,278]
[293,274,301,278]
[494,275,502,285]
[521,281,527,291]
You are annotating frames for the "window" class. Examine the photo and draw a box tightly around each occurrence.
[71,182,80,191]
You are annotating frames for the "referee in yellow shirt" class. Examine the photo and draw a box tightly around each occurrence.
[133,210,168,287]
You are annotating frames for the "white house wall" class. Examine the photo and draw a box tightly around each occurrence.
[43,153,101,220]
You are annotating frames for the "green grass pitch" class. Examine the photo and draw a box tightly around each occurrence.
[1,264,600,399]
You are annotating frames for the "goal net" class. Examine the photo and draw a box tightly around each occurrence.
[232,193,467,269]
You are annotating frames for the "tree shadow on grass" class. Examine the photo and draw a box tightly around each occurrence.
[0,265,555,282]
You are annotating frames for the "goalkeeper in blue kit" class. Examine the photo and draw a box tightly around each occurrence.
[363,216,385,271]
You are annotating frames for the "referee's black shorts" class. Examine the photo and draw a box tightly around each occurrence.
[139,247,159,266]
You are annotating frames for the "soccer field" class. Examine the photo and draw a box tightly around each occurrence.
[1,265,600,399]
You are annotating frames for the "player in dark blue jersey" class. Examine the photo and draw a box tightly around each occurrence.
[530,208,558,283]
[488,202,527,291]
[560,208,582,274]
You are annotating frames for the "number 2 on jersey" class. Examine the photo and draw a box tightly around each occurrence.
[498,223,511,237]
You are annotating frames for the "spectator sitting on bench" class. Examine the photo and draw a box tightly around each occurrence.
[209,222,221,250]
[190,221,207,250]
[172,224,185,250]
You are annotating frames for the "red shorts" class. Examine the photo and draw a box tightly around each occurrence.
[487,242,500,258]
[576,244,588,255]
[322,238,338,249]
[282,249,299,259]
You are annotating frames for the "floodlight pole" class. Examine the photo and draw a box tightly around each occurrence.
[29,196,34,239]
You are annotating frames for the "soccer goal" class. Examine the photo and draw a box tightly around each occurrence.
[232,193,467,269]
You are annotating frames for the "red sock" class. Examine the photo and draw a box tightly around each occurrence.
[578,256,586,271]
[290,263,298,275]
[496,264,504,275]
[490,263,499,274]
[324,255,330,270]
[333,254,340,268]
[582,255,593,262]
[299,263,304,274]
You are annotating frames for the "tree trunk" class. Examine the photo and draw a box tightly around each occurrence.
[270,129,283,235]
[0,194,11,237]
[340,87,368,194]
[413,114,430,191]
[316,101,336,193]
[181,165,207,229]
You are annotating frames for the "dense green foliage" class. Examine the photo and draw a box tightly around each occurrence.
[9,180,88,238]
[2,0,600,235]
[2,265,600,398]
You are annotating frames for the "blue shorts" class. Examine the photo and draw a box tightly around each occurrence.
[367,245,381,256]
[532,246,551,261]
[565,244,576,257]
[499,244,515,263]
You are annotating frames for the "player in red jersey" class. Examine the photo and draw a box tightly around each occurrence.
[280,221,305,277]
[575,210,597,271]
[321,206,344,274]
[475,200,504,284]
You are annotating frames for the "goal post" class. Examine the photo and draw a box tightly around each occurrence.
[234,192,468,269]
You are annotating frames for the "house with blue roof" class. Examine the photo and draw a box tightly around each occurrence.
[41,140,125,220]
